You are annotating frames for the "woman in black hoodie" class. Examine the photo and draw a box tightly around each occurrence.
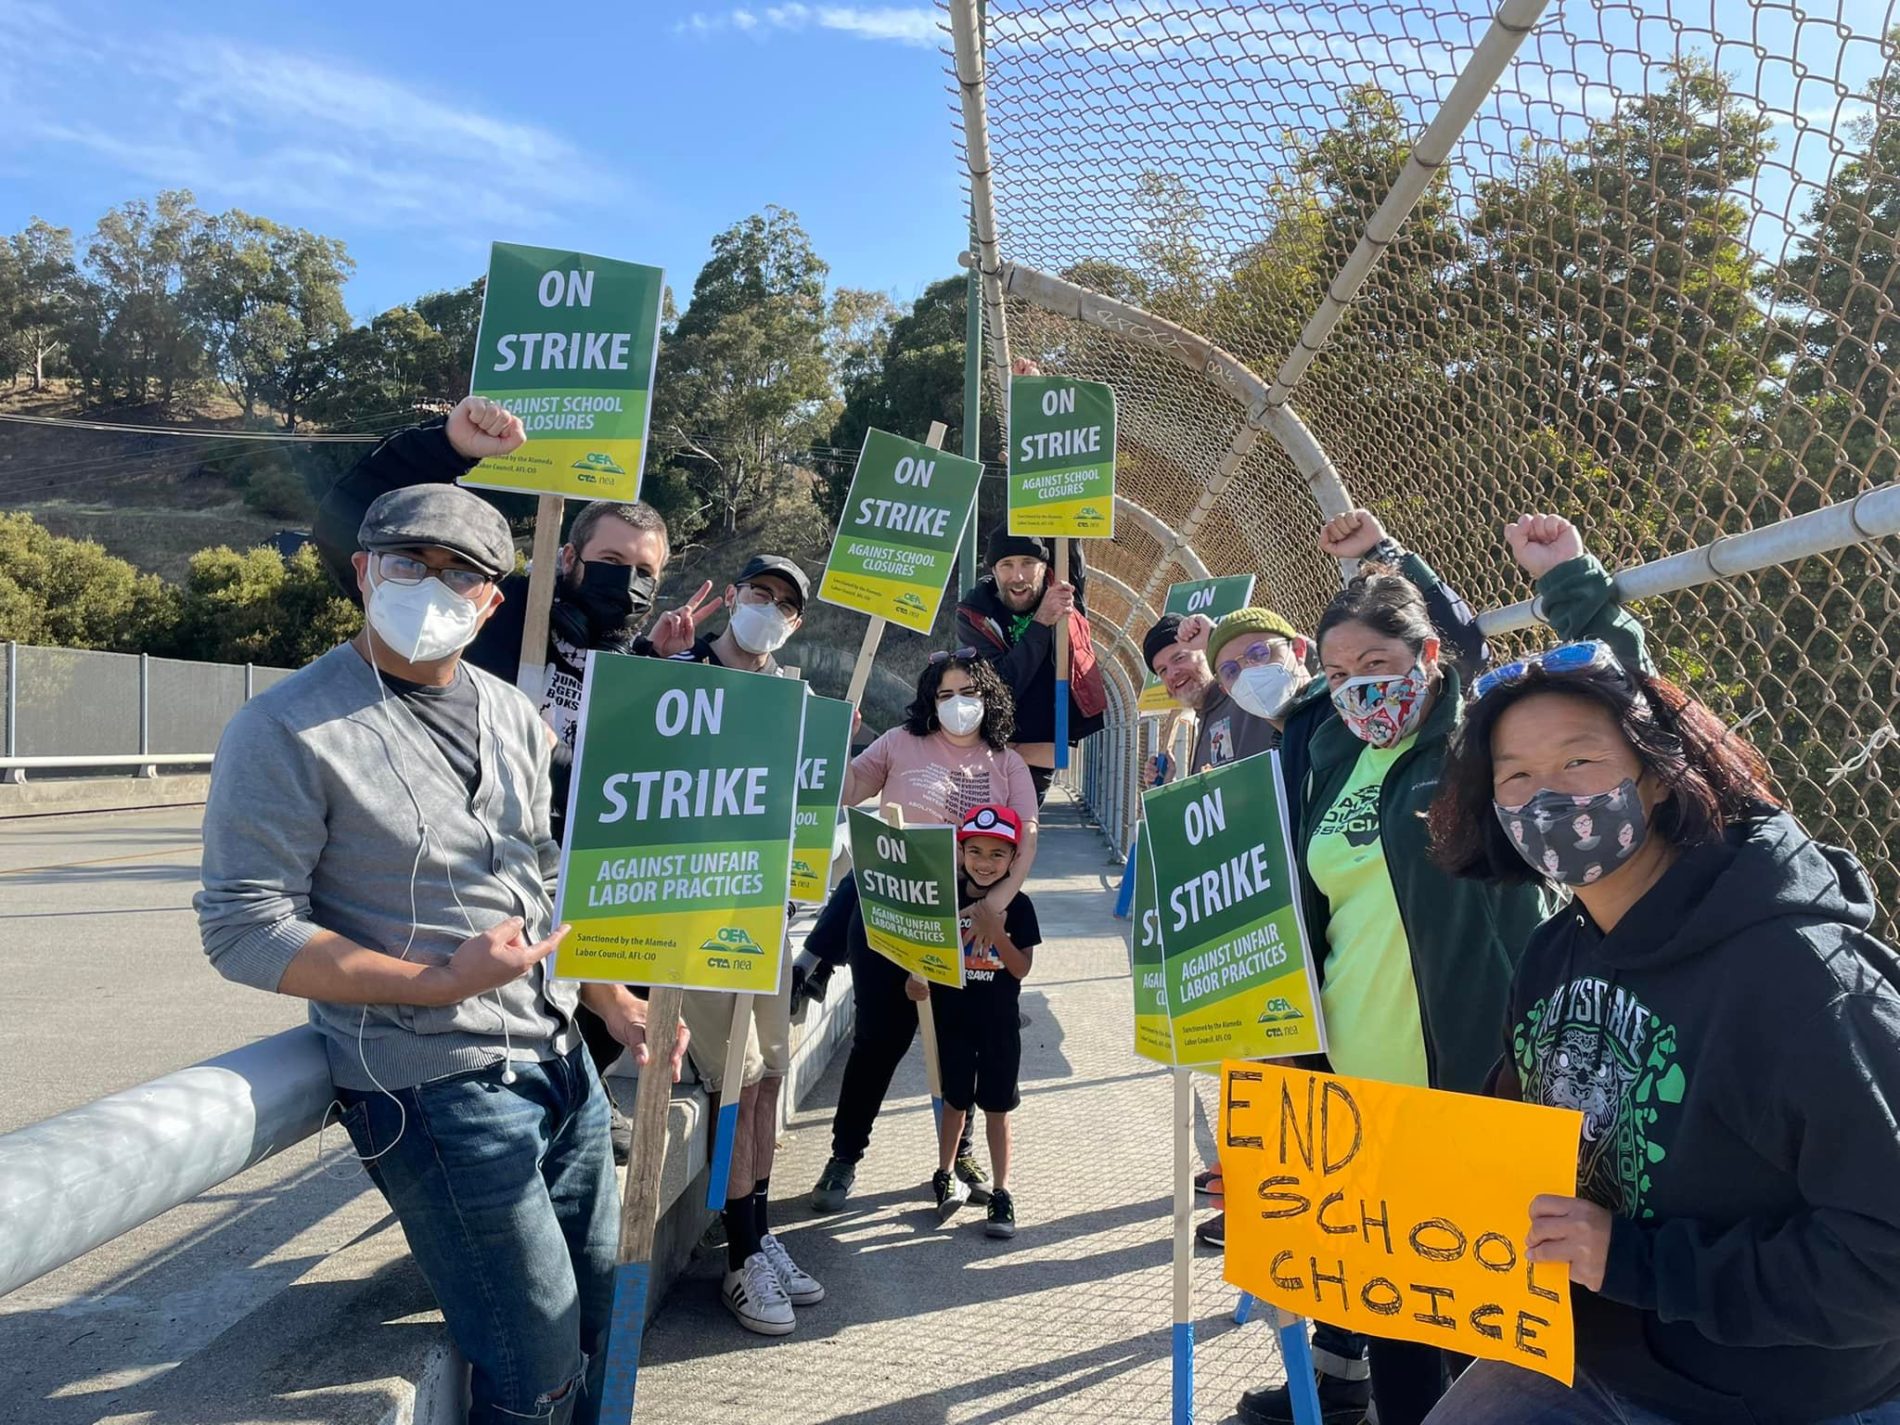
[1423,640,1900,1425]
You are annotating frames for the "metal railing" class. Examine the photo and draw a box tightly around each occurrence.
[1,643,293,782]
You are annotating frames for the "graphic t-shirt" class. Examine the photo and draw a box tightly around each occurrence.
[848,729,1039,831]
[953,884,1042,1010]
[1190,686,1281,771]
[540,628,589,755]
[1306,735,1429,1086]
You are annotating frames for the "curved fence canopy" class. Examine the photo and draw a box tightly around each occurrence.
[950,0,1900,932]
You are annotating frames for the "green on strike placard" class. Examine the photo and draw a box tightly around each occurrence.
[789,694,853,904]
[846,808,964,988]
[554,654,804,993]
[1008,375,1116,538]
[1128,831,1173,1064]
[818,429,983,634]
[463,241,665,501]
[1136,574,1258,715]
[1140,750,1325,1064]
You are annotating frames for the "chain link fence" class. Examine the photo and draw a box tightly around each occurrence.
[951,0,1900,942]
[2,643,294,765]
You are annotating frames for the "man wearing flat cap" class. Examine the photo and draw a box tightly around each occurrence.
[196,482,683,1425]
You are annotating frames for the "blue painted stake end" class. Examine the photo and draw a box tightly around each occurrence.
[1054,681,1071,769]
[1234,1290,1255,1325]
[598,1261,653,1422]
[1276,1314,1323,1425]
[1171,1319,1195,1425]
[930,1094,944,1131]
[705,1101,740,1211]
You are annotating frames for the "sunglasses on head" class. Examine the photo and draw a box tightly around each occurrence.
[1471,640,1623,701]
[928,647,979,665]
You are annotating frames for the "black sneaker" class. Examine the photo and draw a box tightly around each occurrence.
[932,1168,969,1223]
[954,1153,994,1205]
[984,1188,1017,1239]
[608,1101,633,1166]
[811,1156,856,1213]
[1195,1211,1225,1249]
[1236,1371,1370,1425]
[1194,1166,1221,1196]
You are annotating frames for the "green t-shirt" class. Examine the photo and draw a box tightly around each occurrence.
[1306,735,1430,1087]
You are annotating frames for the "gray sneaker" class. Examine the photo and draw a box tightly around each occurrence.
[811,1156,856,1213]
[954,1152,994,1206]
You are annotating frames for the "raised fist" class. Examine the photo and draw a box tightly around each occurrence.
[1505,513,1586,580]
[1318,508,1388,562]
[445,395,526,461]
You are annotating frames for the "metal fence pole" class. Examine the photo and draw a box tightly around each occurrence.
[3,643,17,784]
[137,652,155,778]
[244,663,255,700]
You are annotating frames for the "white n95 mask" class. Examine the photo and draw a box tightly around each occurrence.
[1230,663,1301,721]
[729,601,793,655]
[367,572,486,663]
[938,695,985,736]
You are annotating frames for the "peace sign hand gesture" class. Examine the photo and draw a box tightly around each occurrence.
[647,581,725,657]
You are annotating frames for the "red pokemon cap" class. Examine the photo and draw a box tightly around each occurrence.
[957,804,1023,847]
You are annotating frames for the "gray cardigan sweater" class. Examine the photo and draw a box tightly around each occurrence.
[195,642,580,1090]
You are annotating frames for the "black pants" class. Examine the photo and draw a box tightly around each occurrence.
[1366,1340,1464,1425]
[1028,764,1055,805]
[577,1005,624,1093]
[827,897,974,1164]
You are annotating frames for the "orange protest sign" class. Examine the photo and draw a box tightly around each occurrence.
[1218,1062,1584,1384]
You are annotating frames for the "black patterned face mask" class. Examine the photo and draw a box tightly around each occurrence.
[1495,778,1648,887]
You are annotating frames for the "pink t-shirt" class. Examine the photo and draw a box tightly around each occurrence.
[848,728,1039,831]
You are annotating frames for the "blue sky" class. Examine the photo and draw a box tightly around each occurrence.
[0,0,1888,326]
[0,0,968,319]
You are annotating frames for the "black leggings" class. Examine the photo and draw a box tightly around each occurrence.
[826,889,974,1164]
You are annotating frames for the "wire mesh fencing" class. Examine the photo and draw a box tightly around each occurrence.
[954,0,1900,937]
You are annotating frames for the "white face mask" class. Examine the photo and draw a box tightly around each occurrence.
[938,694,985,737]
[1229,662,1302,720]
[366,570,487,663]
[728,601,793,655]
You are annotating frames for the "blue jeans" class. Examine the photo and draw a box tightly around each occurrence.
[340,1045,618,1425]
[1425,1360,1900,1425]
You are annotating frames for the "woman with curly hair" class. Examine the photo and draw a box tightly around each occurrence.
[1420,644,1900,1425]
[808,650,1041,1212]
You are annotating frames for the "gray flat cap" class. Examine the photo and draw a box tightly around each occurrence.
[359,485,515,577]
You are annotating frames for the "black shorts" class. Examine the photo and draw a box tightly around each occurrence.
[932,994,1021,1114]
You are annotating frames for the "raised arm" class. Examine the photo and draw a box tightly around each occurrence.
[1319,508,1491,680]
[1505,513,1654,675]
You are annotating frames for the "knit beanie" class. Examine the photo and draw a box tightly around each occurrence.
[1206,607,1300,666]
[985,525,1053,566]
[1142,614,1185,671]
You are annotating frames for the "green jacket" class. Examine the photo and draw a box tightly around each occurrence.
[1296,554,1650,1094]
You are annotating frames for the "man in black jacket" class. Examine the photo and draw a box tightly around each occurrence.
[315,395,715,1161]
[955,526,1106,803]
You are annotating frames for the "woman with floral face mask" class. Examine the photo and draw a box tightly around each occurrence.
[1423,648,1900,1425]
[1285,513,1650,1425]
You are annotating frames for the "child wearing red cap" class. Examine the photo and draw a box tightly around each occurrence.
[910,803,1042,1237]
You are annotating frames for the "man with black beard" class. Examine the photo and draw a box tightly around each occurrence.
[316,395,713,1160]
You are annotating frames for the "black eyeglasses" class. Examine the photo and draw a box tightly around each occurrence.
[927,647,979,665]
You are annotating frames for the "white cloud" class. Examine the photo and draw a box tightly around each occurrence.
[0,3,615,234]
[676,4,939,45]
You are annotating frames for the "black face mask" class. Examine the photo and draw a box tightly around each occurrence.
[552,560,657,649]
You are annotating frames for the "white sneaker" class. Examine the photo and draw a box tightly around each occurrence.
[722,1253,795,1336]
[759,1231,825,1306]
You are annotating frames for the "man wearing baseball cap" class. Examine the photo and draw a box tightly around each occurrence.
[197,482,684,1425]
[667,549,826,1335]
[911,803,1042,1239]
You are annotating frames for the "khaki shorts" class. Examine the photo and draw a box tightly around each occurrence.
[680,935,793,1092]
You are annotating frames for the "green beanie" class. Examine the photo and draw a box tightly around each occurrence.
[1207,606,1299,666]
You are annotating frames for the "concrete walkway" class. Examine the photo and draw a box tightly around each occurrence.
[635,791,1292,1424]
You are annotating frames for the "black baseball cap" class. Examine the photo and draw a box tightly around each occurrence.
[735,554,811,611]
[359,485,515,578]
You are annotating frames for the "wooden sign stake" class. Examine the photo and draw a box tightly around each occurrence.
[842,421,947,709]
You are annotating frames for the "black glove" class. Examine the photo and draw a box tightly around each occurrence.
[788,949,834,1023]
